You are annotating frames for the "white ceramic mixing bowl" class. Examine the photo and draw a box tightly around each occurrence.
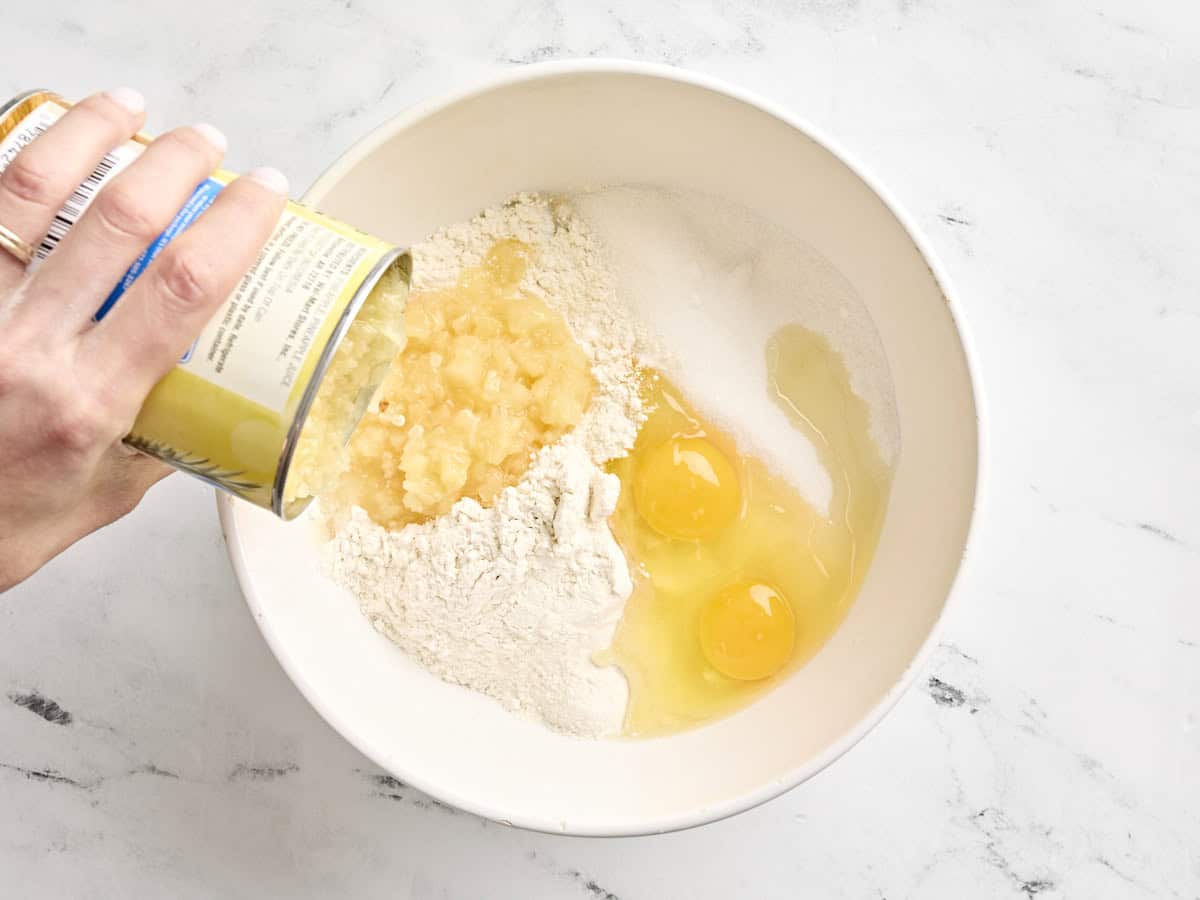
[219,61,983,835]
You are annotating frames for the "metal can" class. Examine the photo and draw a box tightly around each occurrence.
[0,90,410,519]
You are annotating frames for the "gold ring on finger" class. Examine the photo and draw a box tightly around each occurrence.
[0,222,35,266]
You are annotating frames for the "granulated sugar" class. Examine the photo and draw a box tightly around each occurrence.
[572,185,900,516]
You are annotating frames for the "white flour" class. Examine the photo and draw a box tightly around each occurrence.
[325,195,647,737]
[327,440,631,737]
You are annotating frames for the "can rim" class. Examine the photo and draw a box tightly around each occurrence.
[271,246,409,519]
[0,89,56,126]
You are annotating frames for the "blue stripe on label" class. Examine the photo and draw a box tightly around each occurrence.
[94,176,225,321]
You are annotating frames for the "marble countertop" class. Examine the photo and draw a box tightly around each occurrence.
[3,1,1197,897]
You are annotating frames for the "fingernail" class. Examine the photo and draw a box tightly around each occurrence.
[105,86,145,115]
[191,122,228,153]
[244,166,289,196]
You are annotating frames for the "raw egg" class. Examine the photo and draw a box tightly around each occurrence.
[603,327,893,737]
[699,581,796,681]
[633,437,739,540]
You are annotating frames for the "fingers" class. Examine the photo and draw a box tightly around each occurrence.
[82,169,288,400]
[22,122,228,332]
[0,89,145,289]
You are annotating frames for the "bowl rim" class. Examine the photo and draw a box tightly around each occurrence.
[218,58,989,837]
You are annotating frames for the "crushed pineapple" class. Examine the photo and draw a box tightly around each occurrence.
[325,239,594,530]
[283,260,411,510]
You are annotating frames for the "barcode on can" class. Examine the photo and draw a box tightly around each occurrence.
[0,99,142,266]
[35,149,125,260]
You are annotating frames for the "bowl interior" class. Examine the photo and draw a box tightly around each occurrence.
[222,65,979,835]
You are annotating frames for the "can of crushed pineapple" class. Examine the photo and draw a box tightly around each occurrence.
[0,90,410,519]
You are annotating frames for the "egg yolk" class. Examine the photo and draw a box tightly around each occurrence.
[699,581,796,681]
[633,437,740,540]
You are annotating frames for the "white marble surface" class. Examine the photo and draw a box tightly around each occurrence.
[2,1,1198,897]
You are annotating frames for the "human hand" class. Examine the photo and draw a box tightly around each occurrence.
[0,88,288,590]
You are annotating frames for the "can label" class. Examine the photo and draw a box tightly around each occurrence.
[99,176,225,318]
[126,178,375,415]
[0,100,141,264]
[0,100,384,417]
[0,92,409,517]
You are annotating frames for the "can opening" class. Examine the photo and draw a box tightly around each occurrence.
[275,249,412,519]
